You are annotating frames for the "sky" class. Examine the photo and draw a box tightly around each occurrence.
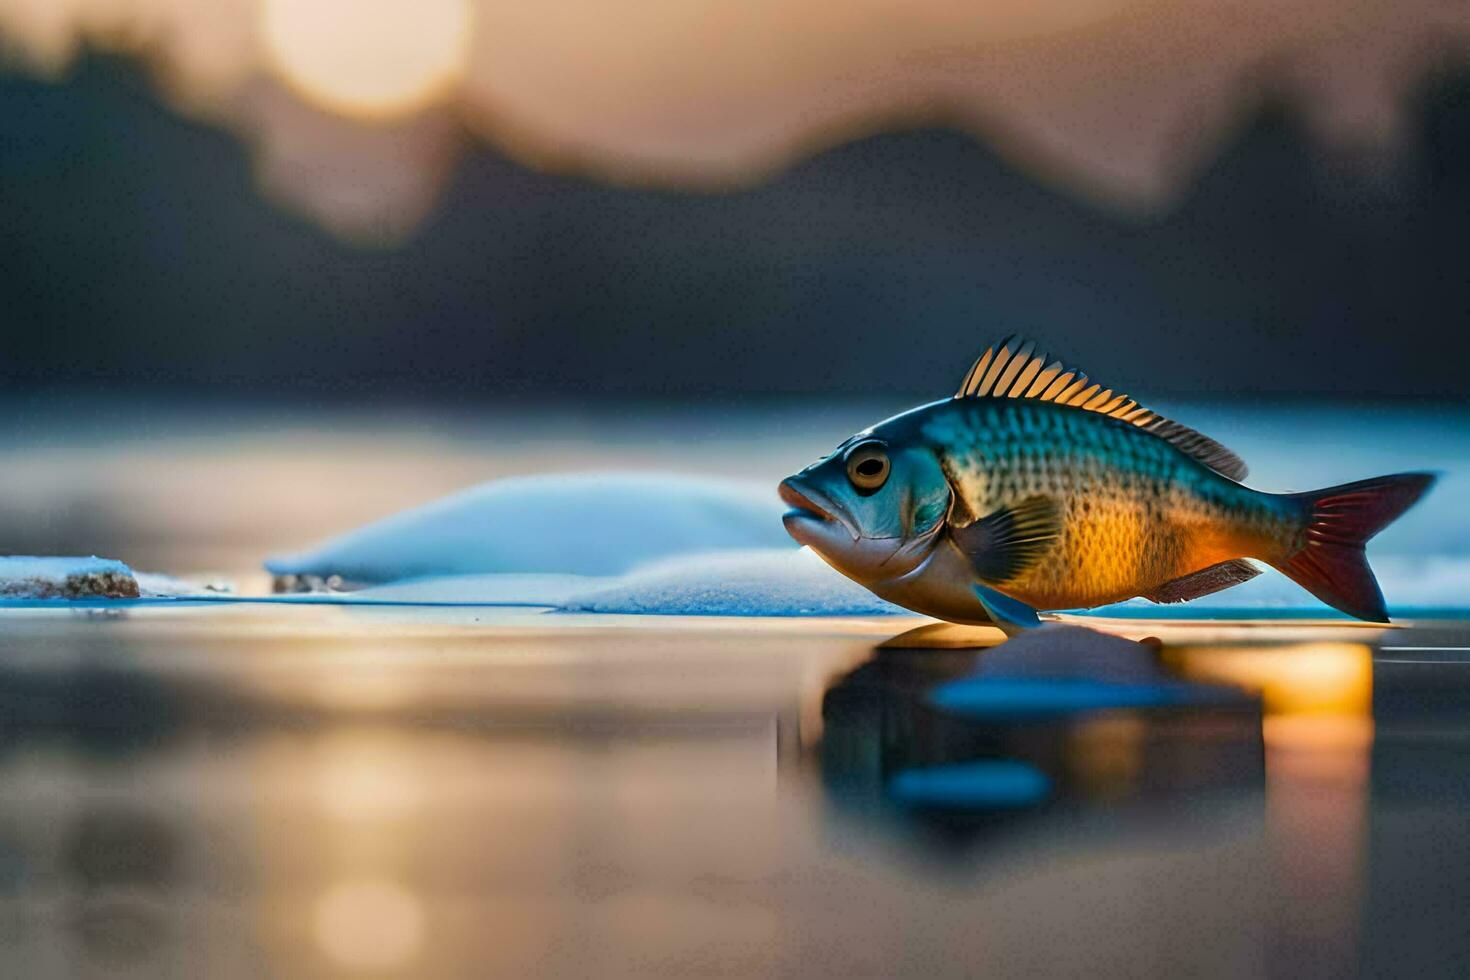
[0,0,1466,401]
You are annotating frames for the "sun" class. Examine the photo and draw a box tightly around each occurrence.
[261,0,472,120]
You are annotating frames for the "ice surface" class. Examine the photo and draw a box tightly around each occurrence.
[265,472,794,583]
[134,572,235,598]
[353,573,600,606]
[261,549,901,615]
[0,556,139,599]
[0,559,237,601]
[559,548,906,616]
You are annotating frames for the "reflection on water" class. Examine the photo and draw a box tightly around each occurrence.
[0,610,1467,975]
[818,636,1262,846]
[1170,642,1374,978]
[312,877,425,971]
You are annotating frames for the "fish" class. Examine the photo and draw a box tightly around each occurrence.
[778,336,1434,629]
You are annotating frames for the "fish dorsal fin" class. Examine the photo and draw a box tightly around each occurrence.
[955,335,1249,481]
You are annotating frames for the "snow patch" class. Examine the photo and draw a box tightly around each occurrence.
[353,573,599,606]
[265,472,793,584]
[0,556,139,599]
[559,548,905,616]
[135,572,235,598]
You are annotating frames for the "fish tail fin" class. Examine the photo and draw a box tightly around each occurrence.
[1268,472,1436,622]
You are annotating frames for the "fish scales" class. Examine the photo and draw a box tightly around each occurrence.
[926,400,1290,608]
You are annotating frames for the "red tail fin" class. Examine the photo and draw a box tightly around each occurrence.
[1269,472,1435,621]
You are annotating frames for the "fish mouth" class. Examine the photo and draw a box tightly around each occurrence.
[779,479,858,541]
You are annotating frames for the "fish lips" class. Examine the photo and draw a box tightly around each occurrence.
[780,477,942,584]
[779,478,860,544]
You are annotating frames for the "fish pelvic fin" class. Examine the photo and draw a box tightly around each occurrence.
[950,495,1061,584]
[1143,558,1261,604]
[1268,472,1436,622]
[971,584,1043,635]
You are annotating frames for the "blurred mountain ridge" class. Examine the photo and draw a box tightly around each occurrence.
[0,54,1466,399]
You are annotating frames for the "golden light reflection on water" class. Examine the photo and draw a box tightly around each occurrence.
[313,877,426,970]
[1169,642,1371,713]
[232,707,795,974]
[1067,714,1147,800]
[307,662,428,714]
[261,0,472,120]
[6,611,1465,975]
[312,726,425,822]
[1167,641,1373,975]
[1166,641,1373,750]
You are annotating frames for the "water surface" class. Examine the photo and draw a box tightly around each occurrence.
[1,605,1467,977]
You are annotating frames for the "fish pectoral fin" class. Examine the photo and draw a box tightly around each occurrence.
[1142,558,1261,604]
[971,584,1043,635]
[950,494,1060,584]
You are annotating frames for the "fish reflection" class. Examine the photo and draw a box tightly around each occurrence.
[819,628,1379,970]
[819,626,1262,841]
[887,761,1052,809]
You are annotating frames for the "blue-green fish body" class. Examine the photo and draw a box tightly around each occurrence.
[780,338,1433,625]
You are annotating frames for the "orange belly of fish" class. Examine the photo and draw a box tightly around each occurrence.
[1001,504,1260,611]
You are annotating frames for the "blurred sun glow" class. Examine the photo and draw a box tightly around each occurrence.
[0,0,1460,239]
[261,0,471,120]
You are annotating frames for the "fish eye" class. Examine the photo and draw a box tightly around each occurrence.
[844,442,890,493]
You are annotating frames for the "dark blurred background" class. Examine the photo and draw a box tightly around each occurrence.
[1,10,1466,401]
